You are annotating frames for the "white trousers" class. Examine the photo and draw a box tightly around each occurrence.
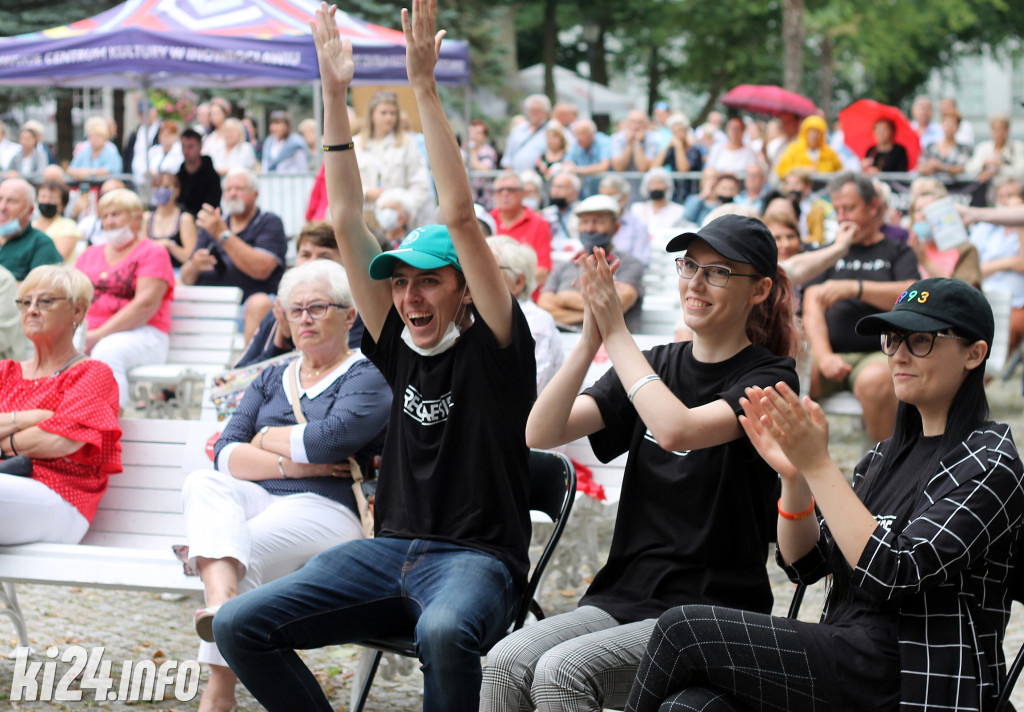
[181,468,364,666]
[0,474,89,545]
[90,324,170,408]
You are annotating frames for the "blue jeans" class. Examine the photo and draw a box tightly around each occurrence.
[214,537,518,712]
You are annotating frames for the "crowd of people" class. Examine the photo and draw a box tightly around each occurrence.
[1,2,1024,712]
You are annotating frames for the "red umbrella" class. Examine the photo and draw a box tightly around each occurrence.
[838,99,920,171]
[721,84,819,118]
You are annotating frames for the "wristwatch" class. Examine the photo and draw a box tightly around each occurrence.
[218,229,232,244]
[258,425,270,449]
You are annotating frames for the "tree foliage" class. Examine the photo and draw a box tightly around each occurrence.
[0,0,121,117]
[821,0,1023,107]
[508,0,1024,122]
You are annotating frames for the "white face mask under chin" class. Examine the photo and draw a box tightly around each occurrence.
[400,283,470,357]
[401,318,462,356]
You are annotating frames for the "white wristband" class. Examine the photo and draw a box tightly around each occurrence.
[626,374,662,403]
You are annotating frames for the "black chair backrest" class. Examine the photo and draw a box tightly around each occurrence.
[995,544,1024,711]
[529,449,575,522]
[515,449,576,629]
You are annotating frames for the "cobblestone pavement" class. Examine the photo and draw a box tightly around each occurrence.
[0,378,1021,711]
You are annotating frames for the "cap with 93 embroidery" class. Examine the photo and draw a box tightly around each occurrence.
[855,277,993,348]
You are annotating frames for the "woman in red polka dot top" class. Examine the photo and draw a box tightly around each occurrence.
[0,264,121,544]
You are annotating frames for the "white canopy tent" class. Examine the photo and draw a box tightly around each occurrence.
[517,64,638,118]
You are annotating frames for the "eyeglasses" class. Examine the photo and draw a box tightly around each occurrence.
[494,187,522,194]
[285,302,348,322]
[675,257,761,287]
[880,331,970,358]
[14,296,70,311]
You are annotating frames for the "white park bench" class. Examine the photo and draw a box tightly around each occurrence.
[128,286,244,419]
[0,418,224,649]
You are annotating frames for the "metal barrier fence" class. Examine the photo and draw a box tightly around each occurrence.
[256,172,318,237]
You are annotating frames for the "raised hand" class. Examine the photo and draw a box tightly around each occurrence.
[310,3,355,97]
[402,0,445,88]
[751,382,832,476]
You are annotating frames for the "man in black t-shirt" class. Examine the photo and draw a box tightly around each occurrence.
[176,129,221,217]
[212,6,536,712]
[803,172,919,442]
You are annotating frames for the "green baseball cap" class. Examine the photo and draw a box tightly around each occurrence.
[368,225,463,280]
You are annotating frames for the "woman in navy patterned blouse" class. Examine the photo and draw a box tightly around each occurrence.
[180,259,391,712]
[627,277,1024,712]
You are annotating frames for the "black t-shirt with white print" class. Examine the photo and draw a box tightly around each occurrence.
[812,237,919,354]
[363,301,537,590]
[580,341,798,622]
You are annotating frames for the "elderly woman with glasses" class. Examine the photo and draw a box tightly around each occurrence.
[0,264,121,545]
[179,258,391,712]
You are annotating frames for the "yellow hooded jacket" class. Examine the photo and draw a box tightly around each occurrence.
[775,115,843,178]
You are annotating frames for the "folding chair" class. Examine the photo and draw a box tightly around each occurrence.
[351,449,577,712]
[995,550,1024,712]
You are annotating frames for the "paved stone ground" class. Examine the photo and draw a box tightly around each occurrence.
[0,377,1021,711]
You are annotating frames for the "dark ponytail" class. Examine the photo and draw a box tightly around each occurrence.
[746,266,799,359]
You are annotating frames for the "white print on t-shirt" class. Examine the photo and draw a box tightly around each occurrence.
[875,514,896,532]
[644,429,691,457]
[403,385,453,425]
[834,257,891,272]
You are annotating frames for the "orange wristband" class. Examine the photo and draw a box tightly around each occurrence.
[778,497,815,521]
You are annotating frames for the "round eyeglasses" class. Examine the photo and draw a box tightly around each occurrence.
[285,302,348,322]
[674,257,761,288]
[880,331,970,358]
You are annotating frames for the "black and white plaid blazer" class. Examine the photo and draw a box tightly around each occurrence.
[783,423,1024,712]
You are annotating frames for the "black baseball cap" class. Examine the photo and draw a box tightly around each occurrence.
[855,277,993,349]
[666,214,778,277]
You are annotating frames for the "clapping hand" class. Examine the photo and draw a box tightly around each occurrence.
[196,203,226,238]
[739,387,800,480]
[578,247,626,339]
[742,383,831,477]
[311,3,355,97]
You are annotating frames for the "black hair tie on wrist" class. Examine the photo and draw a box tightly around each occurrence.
[323,142,355,152]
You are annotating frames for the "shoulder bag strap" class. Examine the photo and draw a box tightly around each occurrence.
[285,360,307,424]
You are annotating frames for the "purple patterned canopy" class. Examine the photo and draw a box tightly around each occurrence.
[0,0,469,87]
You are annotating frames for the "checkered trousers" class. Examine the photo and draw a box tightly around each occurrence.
[625,605,827,712]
